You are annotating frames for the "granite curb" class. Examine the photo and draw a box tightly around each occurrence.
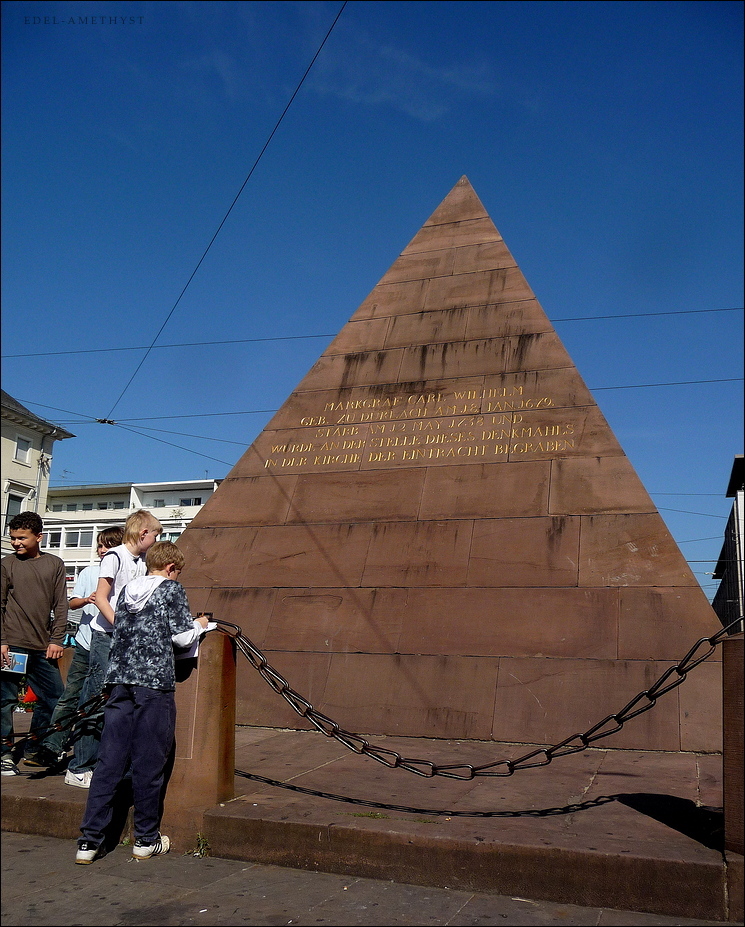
[2,724,743,922]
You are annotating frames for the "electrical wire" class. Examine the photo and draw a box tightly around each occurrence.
[112,423,236,468]
[591,378,741,391]
[2,306,741,360]
[41,407,737,512]
[113,422,249,446]
[14,374,743,430]
[656,507,729,519]
[101,1,348,420]
[2,334,336,359]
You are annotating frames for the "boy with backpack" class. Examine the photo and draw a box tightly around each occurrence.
[66,509,162,788]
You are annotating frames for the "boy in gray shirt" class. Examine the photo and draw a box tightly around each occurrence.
[1,512,67,776]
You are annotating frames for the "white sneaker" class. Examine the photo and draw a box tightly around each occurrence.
[75,840,105,865]
[65,769,93,789]
[132,834,170,859]
[1,757,20,776]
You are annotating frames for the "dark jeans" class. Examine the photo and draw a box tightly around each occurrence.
[69,630,111,774]
[1,648,64,759]
[43,643,90,756]
[79,684,176,846]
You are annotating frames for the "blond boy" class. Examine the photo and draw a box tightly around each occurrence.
[65,510,162,788]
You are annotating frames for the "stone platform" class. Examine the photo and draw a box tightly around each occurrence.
[2,722,743,923]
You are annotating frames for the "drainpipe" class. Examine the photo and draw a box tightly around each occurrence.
[33,435,53,513]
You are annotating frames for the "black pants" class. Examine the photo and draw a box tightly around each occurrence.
[79,684,176,845]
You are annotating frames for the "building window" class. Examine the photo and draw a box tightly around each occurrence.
[14,437,31,464]
[64,529,92,548]
[193,497,202,505]
[66,503,77,512]
[82,503,93,511]
[47,530,62,549]
[5,494,24,530]
[154,499,165,507]
[97,503,108,510]
[52,504,63,512]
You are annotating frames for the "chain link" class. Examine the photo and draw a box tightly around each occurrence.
[234,767,621,818]
[3,691,106,755]
[6,617,739,788]
[218,616,742,780]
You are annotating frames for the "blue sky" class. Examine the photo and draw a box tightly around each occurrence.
[1,0,743,600]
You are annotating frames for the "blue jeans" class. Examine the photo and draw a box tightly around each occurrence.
[1,648,64,759]
[79,684,176,846]
[69,631,111,774]
[43,643,90,756]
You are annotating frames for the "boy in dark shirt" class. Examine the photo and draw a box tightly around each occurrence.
[1,512,67,776]
[76,541,208,864]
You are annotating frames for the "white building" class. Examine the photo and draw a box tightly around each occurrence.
[42,479,221,589]
[2,390,75,556]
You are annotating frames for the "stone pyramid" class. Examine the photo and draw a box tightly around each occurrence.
[179,176,722,752]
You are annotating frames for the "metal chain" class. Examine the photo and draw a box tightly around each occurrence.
[234,767,621,818]
[216,616,742,780]
[3,691,107,755]
[7,616,739,787]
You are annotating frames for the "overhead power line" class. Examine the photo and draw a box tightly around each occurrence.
[591,377,741,391]
[2,333,336,359]
[657,507,728,519]
[102,1,348,420]
[20,392,742,517]
[112,423,236,468]
[2,306,742,360]
[15,374,743,429]
[552,306,742,322]
[115,422,249,447]
[676,536,726,543]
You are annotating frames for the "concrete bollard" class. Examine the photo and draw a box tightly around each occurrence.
[161,628,236,853]
[723,631,744,855]
[722,631,744,923]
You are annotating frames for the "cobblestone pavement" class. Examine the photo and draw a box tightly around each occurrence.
[2,830,741,927]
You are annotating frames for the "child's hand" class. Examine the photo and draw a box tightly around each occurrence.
[195,615,209,629]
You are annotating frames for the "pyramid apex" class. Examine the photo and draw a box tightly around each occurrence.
[423,175,489,227]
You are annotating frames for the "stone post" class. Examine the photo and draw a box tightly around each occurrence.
[161,628,236,853]
[723,631,744,923]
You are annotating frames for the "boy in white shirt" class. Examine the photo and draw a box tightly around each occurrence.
[66,510,161,788]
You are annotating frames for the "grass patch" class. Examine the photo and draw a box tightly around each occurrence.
[343,811,390,819]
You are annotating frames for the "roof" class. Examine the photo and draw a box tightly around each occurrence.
[725,454,744,498]
[47,479,222,497]
[1,390,75,440]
